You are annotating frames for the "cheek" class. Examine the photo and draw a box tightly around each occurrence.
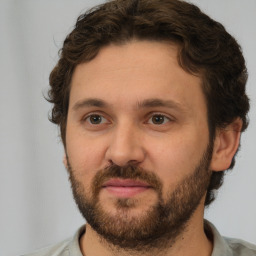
[67,145,98,197]
[69,146,101,173]
[148,130,208,190]
[66,129,106,177]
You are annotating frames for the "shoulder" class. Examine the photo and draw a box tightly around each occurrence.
[224,237,256,256]
[21,226,85,256]
[21,238,71,256]
[205,220,256,256]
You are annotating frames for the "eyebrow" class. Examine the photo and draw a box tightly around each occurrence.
[136,98,186,111]
[72,98,186,112]
[72,98,109,111]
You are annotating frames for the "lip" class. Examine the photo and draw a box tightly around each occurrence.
[102,178,152,198]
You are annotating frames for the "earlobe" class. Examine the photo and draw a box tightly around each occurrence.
[63,154,68,168]
[210,118,242,171]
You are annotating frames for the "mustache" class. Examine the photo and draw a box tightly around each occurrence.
[92,164,163,197]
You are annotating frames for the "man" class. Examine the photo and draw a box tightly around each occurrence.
[25,0,255,255]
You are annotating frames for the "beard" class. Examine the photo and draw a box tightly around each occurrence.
[67,143,213,251]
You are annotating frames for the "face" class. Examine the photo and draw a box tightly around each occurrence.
[65,41,212,249]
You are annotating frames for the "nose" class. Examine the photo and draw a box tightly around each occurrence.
[105,123,146,167]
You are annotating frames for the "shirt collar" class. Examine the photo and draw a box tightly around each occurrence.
[204,220,233,256]
[69,221,233,256]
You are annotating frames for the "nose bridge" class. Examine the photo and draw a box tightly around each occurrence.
[106,119,145,166]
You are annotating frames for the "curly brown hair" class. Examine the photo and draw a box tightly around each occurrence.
[48,0,249,206]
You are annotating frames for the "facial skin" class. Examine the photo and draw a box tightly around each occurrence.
[65,41,215,255]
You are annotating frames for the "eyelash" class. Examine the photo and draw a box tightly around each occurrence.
[82,112,173,127]
[147,113,172,125]
[83,113,109,125]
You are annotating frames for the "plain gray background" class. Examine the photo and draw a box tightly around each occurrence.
[0,1,255,255]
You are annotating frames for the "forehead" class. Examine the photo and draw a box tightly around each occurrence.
[69,40,205,113]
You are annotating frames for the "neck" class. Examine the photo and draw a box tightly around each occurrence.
[79,202,213,256]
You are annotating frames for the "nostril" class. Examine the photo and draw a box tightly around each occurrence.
[108,159,114,166]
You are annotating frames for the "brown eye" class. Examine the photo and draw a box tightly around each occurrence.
[149,114,170,125]
[89,115,102,124]
[86,114,107,125]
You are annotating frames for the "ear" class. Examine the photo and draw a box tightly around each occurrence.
[210,118,242,171]
[63,154,68,168]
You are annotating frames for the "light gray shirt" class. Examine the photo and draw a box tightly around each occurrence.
[22,221,256,256]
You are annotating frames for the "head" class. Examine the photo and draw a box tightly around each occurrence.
[48,0,249,207]
[48,0,249,245]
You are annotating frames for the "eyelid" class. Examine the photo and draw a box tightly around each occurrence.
[80,111,174,126]
[146,112,174,124]
[82,111,111,124]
